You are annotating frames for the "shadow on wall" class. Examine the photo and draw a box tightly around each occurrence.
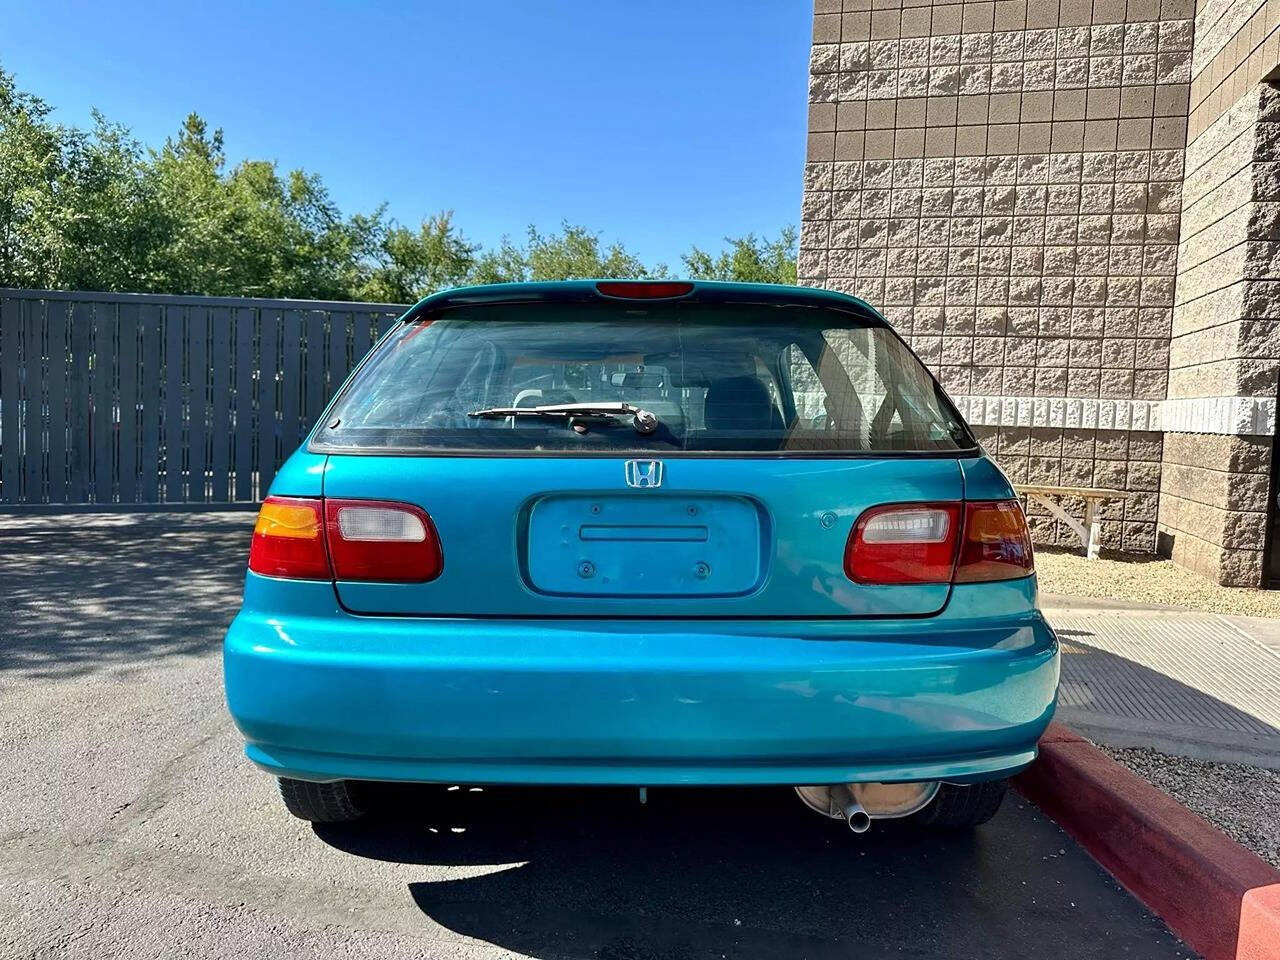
[0,512,253,679]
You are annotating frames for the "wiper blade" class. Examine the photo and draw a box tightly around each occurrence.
[468,402,659,435]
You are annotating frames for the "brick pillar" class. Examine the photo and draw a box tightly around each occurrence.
[1159,75,1280,586]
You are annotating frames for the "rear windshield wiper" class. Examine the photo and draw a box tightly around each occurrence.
[468,402,659,435]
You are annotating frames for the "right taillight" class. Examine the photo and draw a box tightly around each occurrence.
[953,500,1035,582]
[845,498,1033,585]
[845,503,962,584]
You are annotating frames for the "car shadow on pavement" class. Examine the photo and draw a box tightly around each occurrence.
[315,782,1187,960]
[1054,626,1280,765]
[0,513,252,678]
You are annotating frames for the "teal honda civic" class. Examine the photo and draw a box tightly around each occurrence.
[223,280,1059,834]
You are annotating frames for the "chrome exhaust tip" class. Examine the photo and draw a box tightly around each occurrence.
[795,781,940,833]
[842,798,872,834]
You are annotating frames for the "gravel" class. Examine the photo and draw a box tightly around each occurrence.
[1035,547,1280,617]
[1101,746,1280,868]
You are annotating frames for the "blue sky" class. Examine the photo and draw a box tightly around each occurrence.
[1,1,811,269]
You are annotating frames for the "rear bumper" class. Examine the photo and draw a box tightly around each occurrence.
[223,579,1059,786]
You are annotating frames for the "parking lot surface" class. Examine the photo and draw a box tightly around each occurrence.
[0,514,1193,959]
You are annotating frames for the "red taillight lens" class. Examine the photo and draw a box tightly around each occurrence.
[595,281,694,299]
[248,496,330,579]
[249,496,444,582]
[324,499,443,582]
[844,503,962,584]
[954,500,1035,582]
[844,499,1034,585]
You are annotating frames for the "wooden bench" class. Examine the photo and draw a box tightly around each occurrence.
[1014,484,1130,560]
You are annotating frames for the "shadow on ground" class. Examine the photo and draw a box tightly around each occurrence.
[1055,624,1280,765]
[0,513,252,678]
[1035,545,1167,565]
[316,783,1187,960]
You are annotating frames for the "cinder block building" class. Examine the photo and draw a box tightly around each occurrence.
[800,0,1280,585]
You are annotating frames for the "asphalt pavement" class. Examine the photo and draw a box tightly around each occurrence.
[0,513,1194,959]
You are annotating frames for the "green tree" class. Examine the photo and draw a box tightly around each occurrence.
[468,235,529,286]
[0,67,63,287]
[463,222,659,286]
[681,227,798,285]
[524,222,655,280]
[0,69,161,290]
[147,114,384,299]
[358,211,477,303]
[55,115,167,292]
[0,64,799,300]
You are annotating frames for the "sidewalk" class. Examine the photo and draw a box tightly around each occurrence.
[1044,599,1280,770]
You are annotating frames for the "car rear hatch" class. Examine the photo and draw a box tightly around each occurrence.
[311,281,980,619]
[322,454,964,617]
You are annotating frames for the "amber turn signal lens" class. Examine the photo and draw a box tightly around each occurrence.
[248,497,331,580]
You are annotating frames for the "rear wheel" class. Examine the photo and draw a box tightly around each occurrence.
[912,780,1007,829]
[277,777,365,823]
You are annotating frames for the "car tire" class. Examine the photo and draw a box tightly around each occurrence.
[912,780,1007,829]
[277,777,365,823]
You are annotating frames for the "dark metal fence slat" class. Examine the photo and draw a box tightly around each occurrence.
[280,310,303,456]
[209,307,232,502]
[352,312,372,370]
[117,303,140,503]
[0,298,20,502]
[163,305,186,502]
[233,308,255,502]
[257,309,281,497]
[23,300,44,502]
[187,307,210,503]
[1,291,408,511]
[329,310,351,399]
[46,301,68,502]
[138,304,163,503]
[68,303,92,502]
[304,310,325,437]
[91,303,115,504]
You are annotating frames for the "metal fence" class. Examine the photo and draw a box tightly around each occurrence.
[0,289,407,510]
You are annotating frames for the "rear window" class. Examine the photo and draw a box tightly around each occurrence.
[314,302,975,455]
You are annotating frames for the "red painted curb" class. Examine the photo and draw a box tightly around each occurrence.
[1015,722,1280,960]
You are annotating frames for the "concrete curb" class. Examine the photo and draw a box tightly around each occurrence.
[1014,722,1280,960]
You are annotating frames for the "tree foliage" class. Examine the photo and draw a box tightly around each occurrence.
[681,227,798,285]
[0,66,795,301]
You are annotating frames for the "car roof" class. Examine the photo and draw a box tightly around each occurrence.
[398,280,887,327]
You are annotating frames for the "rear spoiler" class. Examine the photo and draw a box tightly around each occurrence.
[397,280,889,328]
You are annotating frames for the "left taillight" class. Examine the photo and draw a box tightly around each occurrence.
[324,499,443,582]
[249,496,330,580]
[248,496,444,582]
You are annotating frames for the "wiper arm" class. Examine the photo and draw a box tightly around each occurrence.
[468,402,659,435]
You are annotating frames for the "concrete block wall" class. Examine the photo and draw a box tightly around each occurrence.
[1155,0,1280,586]
[976,424,1163,548]
[801,0,1194,554]
[1189,0,1280,140]
[1158,87,1271,583]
